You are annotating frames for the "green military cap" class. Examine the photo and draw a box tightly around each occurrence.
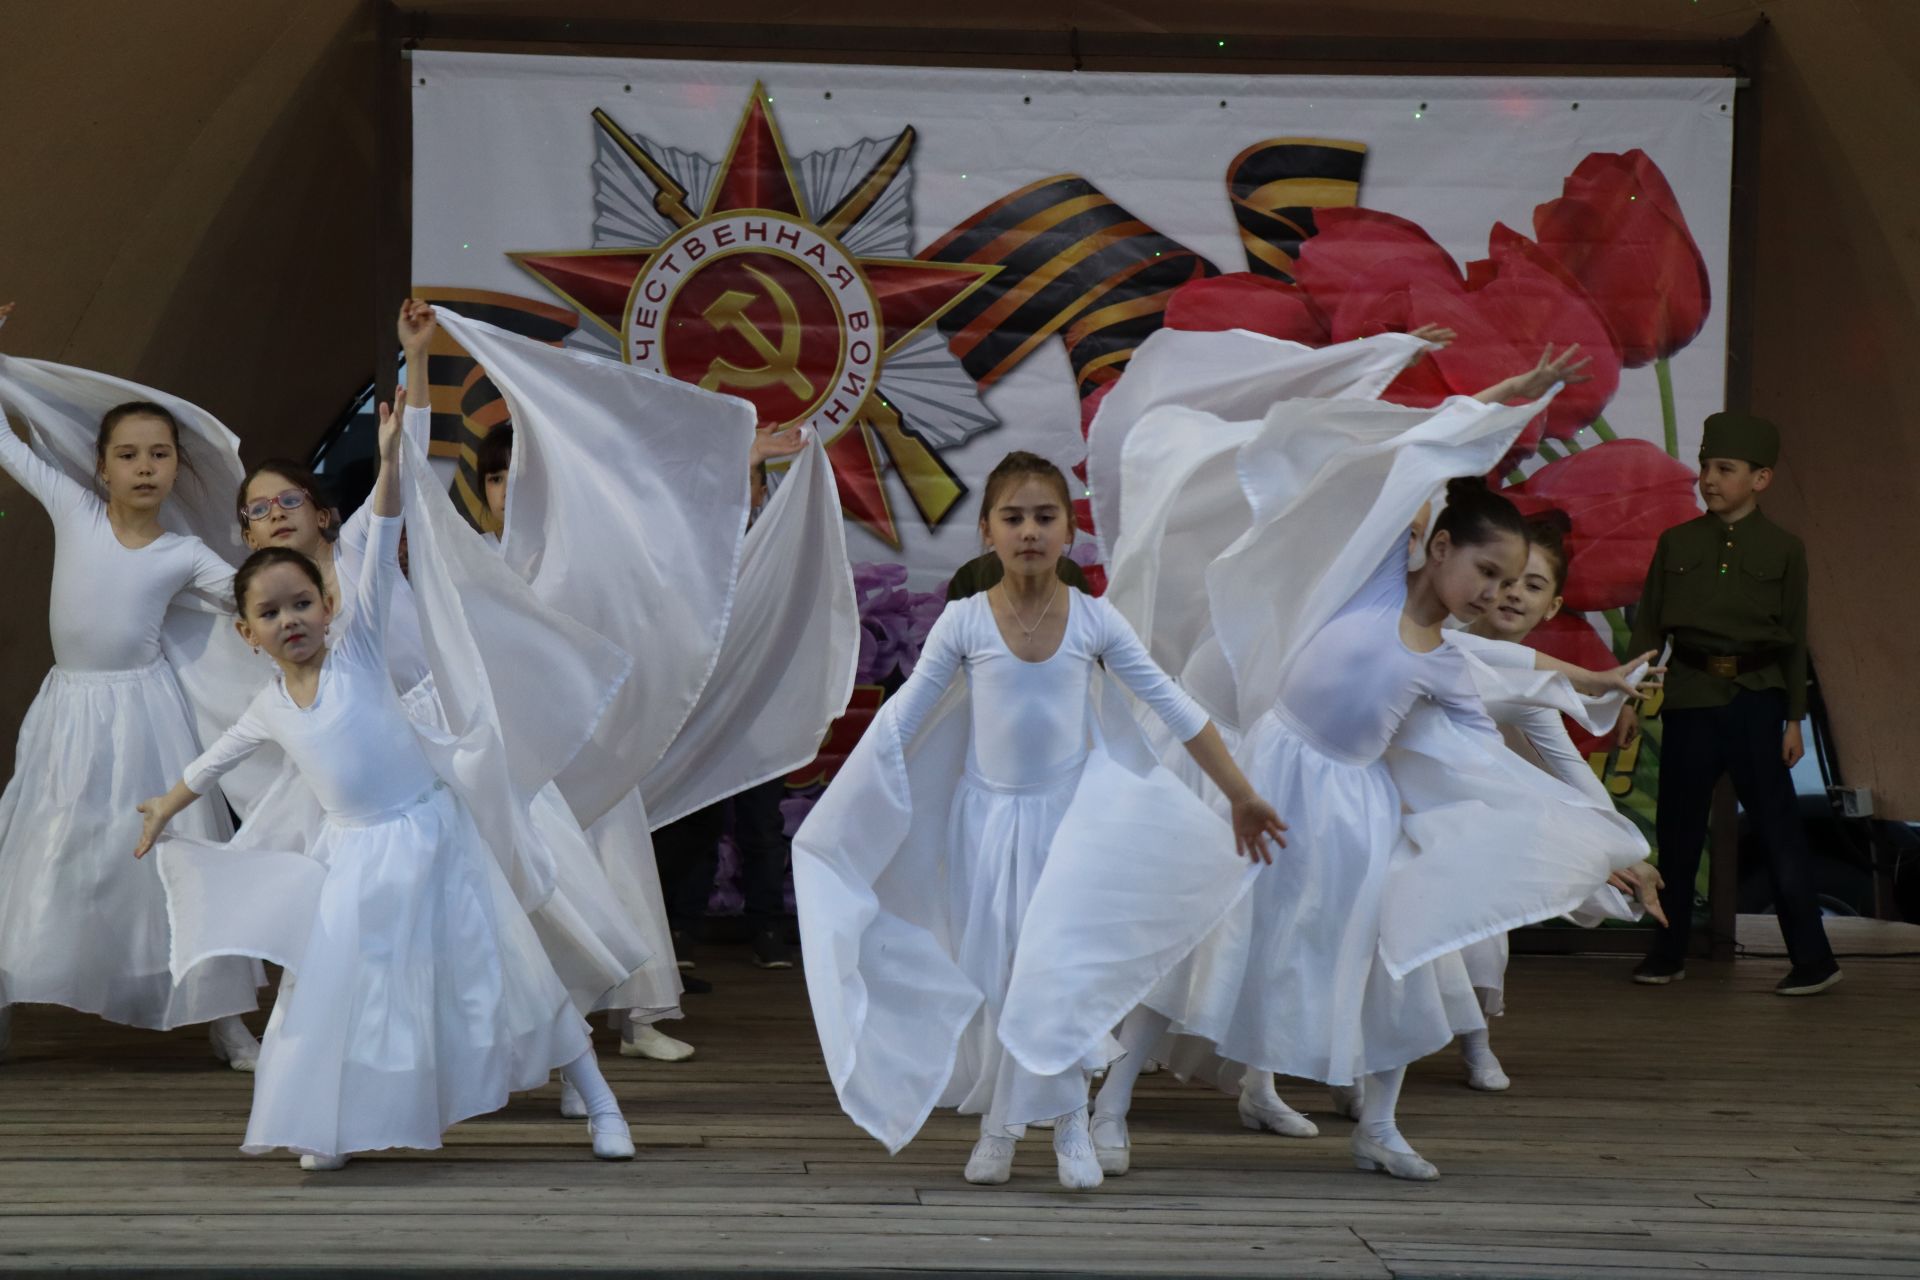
[1699,411,1781,467]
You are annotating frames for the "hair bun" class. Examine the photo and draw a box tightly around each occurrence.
[1444,475,1492,503]
[1528,506,1574,537]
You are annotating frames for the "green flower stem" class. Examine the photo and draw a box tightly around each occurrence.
[1605,607,1633,659]
[1590,415,1619,442]
[1536,441,1564,463]
[1559,434,1584,453]
[1654,357,1678,458]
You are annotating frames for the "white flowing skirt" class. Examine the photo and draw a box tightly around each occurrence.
[163,781,589,1158]
[0,661,259,1028]
[939,766,1099,1132]
[398,677,653,1016]
[588,788,683,1024]
[1460,934,1509,1018]
[1147,708,1482,1085]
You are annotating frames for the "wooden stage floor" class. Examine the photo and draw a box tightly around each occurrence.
[2,952,1917,1279]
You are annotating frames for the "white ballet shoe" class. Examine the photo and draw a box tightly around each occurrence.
[1238,1088,1319,1138]
[209,1017,259,1072]
[1329,1084,1365,1121]
[299,1153,351,1172]
[1465,1061,1511,1092]
[619,1022,695,1062]
[588,1113,636,1161]
[1052,1109,1104,1190]
[1090,1113,1131,1176]
[1351,1131,1439,1182]
[559,1078,588,1119]
[964,1133,1016,1185]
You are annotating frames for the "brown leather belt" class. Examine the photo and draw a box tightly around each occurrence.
[1671,644,1786,679]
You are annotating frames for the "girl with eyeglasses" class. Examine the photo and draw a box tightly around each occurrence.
[0,301,263,1067]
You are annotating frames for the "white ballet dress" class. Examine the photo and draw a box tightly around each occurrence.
[302,411,655,1017]
[167,514,589,1158]
[1154,537,1494,1084]
[0,427,259,1028]
[795,588,1224,1148]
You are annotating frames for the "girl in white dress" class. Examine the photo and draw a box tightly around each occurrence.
[1447,513,1667,1091]
[1068,346,1652,1184]
[135,401,633,1170]
[235,304,654,1114]
[0,300,260,1064]
[794,452,1285,1190]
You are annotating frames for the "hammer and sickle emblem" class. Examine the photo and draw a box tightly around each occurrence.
[697,265,815,399]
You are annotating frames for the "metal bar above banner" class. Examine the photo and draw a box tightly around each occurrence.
[398,12,1746,72]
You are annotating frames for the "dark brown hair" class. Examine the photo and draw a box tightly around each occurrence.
[476,423,514,480]
[977,450,1073,529]
[236,458,336,541]
[96,401,188,472]
[1523,509,1574,595]
[1432,476,1528,552]
[233,546,327,617]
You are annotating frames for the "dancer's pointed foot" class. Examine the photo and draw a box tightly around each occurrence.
[299,1153,351,1172]
[1465,1059,1511,1092]
[588,1112,636,1160]
[1460,1035,1511,1092]
[1238,1084,1318,1138]
[1328,1084,1364,1121]
[1352,1130,1438,1181]
[1090,1114,1131,1176]
[1052,1108,1104,1190]
[620,1021,695,1062]
[559,1078,588,1118]
[209,1016,259,1072]
[964,1133,1016,1185]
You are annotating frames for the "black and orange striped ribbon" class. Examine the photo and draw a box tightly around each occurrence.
[1228,138,1368,281]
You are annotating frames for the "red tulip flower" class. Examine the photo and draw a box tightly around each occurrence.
[1291,209,1622,455]
[1502,439,1701,612]
[1164,271,1331,346]
[1531,150,1711,368]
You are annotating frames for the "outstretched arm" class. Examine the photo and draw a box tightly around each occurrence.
[134,779,202,859]
[1475,344,1591,404]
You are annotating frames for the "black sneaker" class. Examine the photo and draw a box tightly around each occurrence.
[679,973,713,996]
[1632,956,1686,985]
[752,930,795,970]
[1775,962,1842,996]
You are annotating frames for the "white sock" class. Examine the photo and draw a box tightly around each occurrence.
[560,1050,621,1120]
[1358,1066,1414,1154]
[1093,1007,1170,1120]
[1241,1070,1307,1118]
[1459,1029,1498,1071]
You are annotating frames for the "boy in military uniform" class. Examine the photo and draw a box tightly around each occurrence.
[1619,411,1839,995]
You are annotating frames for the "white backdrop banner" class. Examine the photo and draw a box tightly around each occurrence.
[411,52,1732,603]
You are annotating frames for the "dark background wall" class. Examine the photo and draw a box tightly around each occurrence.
[2,0,1914,814]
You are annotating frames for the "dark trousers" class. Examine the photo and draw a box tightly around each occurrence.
[650,779,793,940]
[729,777,792,933]
[653,803,724,942]
[1649,688,1834,968]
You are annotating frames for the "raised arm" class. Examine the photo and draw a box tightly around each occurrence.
[1474,344,1591,404]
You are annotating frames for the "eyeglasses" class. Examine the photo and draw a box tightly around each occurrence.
[242,488,310,523]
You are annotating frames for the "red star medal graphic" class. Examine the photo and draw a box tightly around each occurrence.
[510,86,997,547]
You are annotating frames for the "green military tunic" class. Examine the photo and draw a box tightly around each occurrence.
[944,550,1089,602]
[1626,506,1810,720]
